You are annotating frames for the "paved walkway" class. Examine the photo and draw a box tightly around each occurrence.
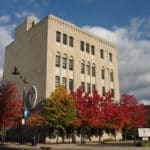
[0,141,150,150]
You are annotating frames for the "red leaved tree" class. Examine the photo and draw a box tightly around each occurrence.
[71,87,104,143]
[120,94,148,140]
[0,81,22,143]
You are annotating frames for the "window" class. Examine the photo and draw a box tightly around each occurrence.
[55,55,60,67]
[81,63,85,74]
[56,31,61,42]
[69,79,74,90]
[87,83,91,93]
[62,77,67,87]
[86,63,90,75]
[111,89,115,98]
[101,68,105,79]
[100,49,104,59]
[92,65,96,77]
[81,82,85,92]
[69,36,74,47]
[102,86,105,96]
[110,70,114,82]
[62,55,67,69]
[63,34,67,45]
[91,45,95,55]
[80,41,84,51]
[69,58,74,71]
[109,53,112,62]
[92,84,96,90]
[55,76,60,87]
[86,43,90,53]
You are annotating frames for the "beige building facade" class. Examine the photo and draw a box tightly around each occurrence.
[3,14,120,103]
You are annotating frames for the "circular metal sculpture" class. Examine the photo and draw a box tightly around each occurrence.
[26,86,37,110]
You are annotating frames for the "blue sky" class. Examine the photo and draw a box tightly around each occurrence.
[0,0,150,104]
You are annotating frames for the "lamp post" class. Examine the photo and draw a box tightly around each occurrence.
[12,66,29,144]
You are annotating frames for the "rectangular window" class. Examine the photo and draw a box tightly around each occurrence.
[69,36,74,47]
[81,82,85,92]
[92,84,96,90]
[56,31,61,42]
[110,71,114,82]
[100,49,104,59]
[91,45,95,55]
[86,43,90,53]
[101,69,105,79]
[109,53,112,62]
[63,34,67,45]
[69,79,74,90]
[69,59,74,71]
[80,41,84,51]
[55,76,60,87]
[102,86,105,96]
[81,63,85,74]
[62,57,67,69]
[56,55,60,67]
[87,83,91,93]
[111,89,115,98]
[87,65,90,75]
[62,77,67,88]
[92,66,96,77]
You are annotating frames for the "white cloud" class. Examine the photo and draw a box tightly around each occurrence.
[16,11,39,22]
[0,25,14,78]
[0,16,10,23]
[83,16,150,104]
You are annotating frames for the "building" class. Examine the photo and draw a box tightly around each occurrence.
[3,14,120,104]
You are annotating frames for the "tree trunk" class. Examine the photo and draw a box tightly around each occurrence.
[1,125,5,144]
[72,128,76,143]
[81,128,85,144]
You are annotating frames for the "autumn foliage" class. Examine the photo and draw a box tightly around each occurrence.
[0,81,22,127]
[26,110,46,127]
[71,87,148,131]
[44,86,76,129]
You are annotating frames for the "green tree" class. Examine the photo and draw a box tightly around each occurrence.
[43,86,76,143]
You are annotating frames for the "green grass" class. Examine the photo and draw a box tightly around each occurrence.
[136,141,150,147]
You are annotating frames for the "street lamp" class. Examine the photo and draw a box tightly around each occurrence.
[12,66,29,144]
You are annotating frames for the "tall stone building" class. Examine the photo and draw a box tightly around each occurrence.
[3,14,120,104]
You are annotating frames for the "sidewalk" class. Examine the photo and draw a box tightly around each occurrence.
[1,141,150,150]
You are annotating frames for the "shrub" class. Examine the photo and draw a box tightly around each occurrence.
[137,141,150,147]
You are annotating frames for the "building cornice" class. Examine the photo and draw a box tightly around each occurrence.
[47,14,117,49]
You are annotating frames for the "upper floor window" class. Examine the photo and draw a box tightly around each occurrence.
[80,41,84,51]
[63,34,67,45]
[101,67,105,79]
[55,76,60,87]
[62,77,67,88]
[100,49,104,59]
[110,70,114,82]
[86,43,90,53]
[69,36,74,47]
[81,62,85,74]
[69,79,74,90]
[62,55,67,69]
[86,63,90,75]
[55,54,61,67]
[56,31,61,42]
[69,57,74,71]
[91,45,95,55]
[109,53,112,62]
[81,82,85,92]
[92,64,96,77]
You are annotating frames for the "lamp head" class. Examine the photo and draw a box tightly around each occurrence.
[12,66,20,75]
